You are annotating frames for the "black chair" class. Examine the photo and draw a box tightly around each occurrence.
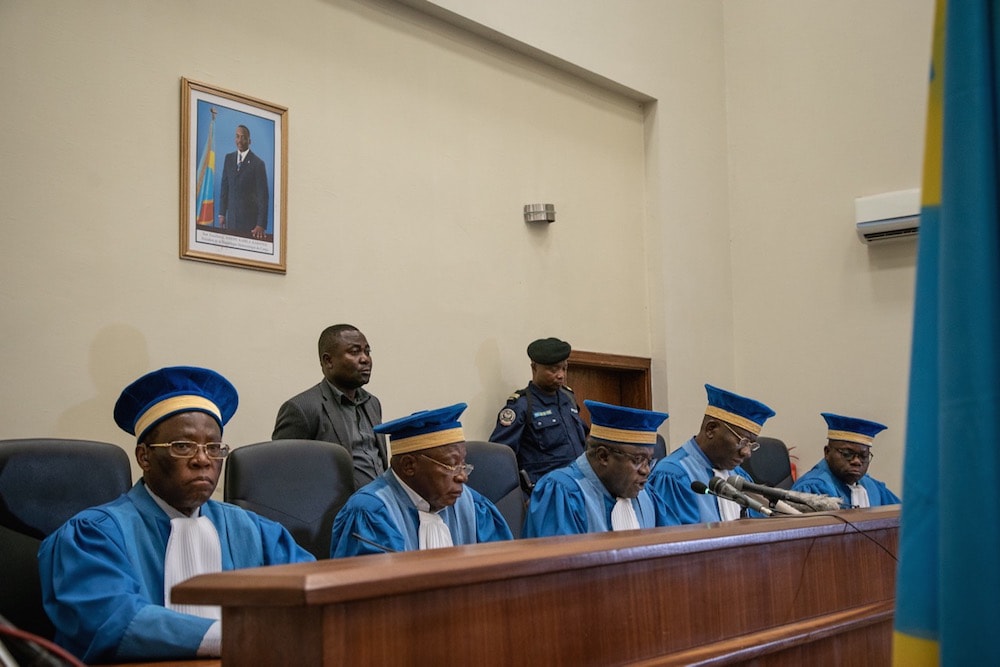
[0,438,132,639]
[741,436,794,489]
[654,434,667,463]
[463,441,525,539]
[224,439,354,559]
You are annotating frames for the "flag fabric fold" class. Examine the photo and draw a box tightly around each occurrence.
[195,109,216,226]
[893,1,1000,664]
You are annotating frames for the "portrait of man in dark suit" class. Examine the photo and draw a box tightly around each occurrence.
[218,124,269,240]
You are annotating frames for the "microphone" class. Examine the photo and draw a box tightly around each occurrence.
[726,476,844,512]
[694,480,784,514]
[698,477,772,516]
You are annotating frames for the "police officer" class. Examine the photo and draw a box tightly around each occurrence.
[490,337,588,486]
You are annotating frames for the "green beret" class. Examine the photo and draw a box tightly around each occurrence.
[527,337,571,364]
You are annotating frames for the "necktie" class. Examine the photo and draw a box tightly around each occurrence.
[713,468,743,520]
[163,516,222,619]
[418,510,454,549]
[237,154,243,171]
[610,497,640,531]
[849,483,871,508]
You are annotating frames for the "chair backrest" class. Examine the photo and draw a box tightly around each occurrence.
[741,436,794,489]
[0,438,133,639]
[224,439,354,559]
[463,441,525,539]
[654,434,667,463]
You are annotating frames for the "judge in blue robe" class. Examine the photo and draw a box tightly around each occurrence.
[791,412,901,508]
[647,384,776,524]
[38,367,314,664]
[40,481,313,663]
[523,400,676,538]
[331,403,512,557]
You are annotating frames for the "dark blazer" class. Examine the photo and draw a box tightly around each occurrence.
[272,381,388,470]
[218,149,269,234]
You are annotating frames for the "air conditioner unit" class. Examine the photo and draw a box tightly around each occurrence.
[855,188,920,244]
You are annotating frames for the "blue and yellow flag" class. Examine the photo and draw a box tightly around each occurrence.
[893,1,1000,664]
[195,107,217,226]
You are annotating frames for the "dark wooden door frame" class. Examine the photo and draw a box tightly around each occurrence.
[567,350,652,427]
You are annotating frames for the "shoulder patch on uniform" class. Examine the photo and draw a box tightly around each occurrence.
[498,408,517,427]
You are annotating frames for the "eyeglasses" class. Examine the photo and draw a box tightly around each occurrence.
[145,441,230,460]
[719,421,760,452]
[833,447,873,463]
[603,445,655,469]
[419,454,474,477]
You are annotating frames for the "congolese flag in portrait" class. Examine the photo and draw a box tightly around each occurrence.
[195,107,217,226]
[893,1,1000,664]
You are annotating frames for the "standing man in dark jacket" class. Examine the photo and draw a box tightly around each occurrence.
[489,337,587,485]
[272,324,387,489]
[218,124,269,239]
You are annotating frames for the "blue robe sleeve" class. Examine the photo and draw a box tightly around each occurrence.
[522,473,590,537]
[252,513,316,565]
[646,487,682,527]
[791,474,838,498]
[38,513,214,664]
[646,464,703,525]
[877,484,901,505]
[862,476,901,506]
[330,494,407,557]
[473,493,514,542]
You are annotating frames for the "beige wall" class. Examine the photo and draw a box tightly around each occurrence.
[723,1,932,488]
[0,0,650,483]
[0,0,932,493]
[406,0,933,492]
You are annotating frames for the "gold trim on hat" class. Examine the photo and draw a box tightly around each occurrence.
[135,396,221,440]
[590,424,657,445]
[827,429,875,447]
[390,427,465,455]
[705,406,762,436]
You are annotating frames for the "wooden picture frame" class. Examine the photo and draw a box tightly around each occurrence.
[180,78,287,273]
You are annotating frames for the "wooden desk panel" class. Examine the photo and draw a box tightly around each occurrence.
[174,507,899,666]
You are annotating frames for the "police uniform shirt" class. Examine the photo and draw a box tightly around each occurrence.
[489,383,587,482]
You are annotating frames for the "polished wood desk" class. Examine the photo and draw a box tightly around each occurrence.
[173,507,899,666]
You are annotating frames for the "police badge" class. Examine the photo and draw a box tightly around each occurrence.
[498,407,517,427]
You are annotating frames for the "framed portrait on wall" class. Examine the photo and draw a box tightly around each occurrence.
[180,78,287,273]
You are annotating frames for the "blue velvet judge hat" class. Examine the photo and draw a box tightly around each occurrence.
[703,384,775,436]
[821,412,887,447]
[114,366,238,442]
[584,400,668,447]
[375,403,467,455]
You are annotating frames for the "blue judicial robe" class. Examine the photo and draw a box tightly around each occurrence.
[522,452,680,538]
[329,472,513,557]
[791,459,901,507]
[646,437,757,524]
[38,481,314,664]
